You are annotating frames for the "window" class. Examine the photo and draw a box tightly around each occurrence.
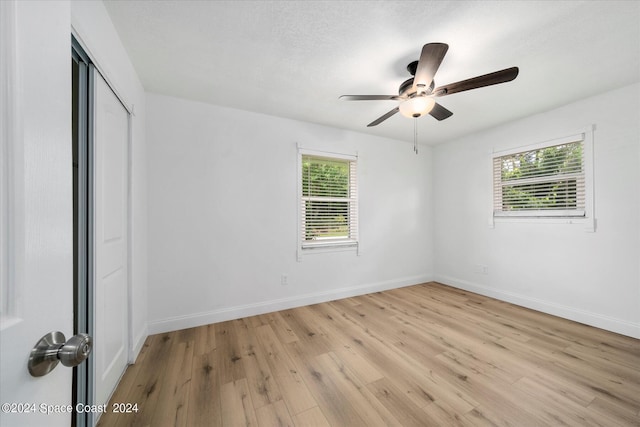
[299,150,358,250]
[493,134,586,218]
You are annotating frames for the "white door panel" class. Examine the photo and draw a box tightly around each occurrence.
[93,70,129,409]
[0,1,74,426]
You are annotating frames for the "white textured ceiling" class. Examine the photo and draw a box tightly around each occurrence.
[103,0,640,145]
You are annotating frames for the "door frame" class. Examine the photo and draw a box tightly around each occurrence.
[71,36,94,427]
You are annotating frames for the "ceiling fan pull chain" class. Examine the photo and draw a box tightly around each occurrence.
[414,118,418,154]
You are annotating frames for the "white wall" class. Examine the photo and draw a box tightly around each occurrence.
[71,1,148,358]
[146,93,434,333]
[433,83,640,338]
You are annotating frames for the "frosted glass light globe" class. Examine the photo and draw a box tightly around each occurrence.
[399,96,436,118]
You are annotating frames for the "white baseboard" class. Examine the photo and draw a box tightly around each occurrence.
[435,274,640,339]
[148,274,433,335]
[128,325,148,364]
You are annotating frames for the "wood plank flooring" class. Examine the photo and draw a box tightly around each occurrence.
[97,282,640,426]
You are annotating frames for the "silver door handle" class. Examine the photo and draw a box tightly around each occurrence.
[28,331,93,377]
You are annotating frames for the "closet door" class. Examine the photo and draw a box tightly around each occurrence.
[93,67,129,410]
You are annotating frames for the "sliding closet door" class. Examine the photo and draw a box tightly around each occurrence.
[92,67,129,409]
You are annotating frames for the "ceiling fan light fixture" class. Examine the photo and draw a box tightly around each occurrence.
[399,96,435,118]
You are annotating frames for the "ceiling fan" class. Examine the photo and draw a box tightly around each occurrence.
[339,43,519,127]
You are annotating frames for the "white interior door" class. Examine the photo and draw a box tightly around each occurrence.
[93,69,130,409]
[0,1,75,426]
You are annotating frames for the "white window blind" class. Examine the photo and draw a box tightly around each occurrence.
[493,137,585,217]
[300,154,358,249]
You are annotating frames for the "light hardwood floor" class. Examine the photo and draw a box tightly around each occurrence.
[97,282,640,426]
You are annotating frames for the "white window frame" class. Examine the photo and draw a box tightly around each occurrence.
[297,146,359,258]
[490,126,595,231]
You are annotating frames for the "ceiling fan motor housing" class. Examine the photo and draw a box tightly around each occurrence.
[399,77,435,97]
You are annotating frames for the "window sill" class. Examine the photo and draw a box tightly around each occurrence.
[297,241,359,260]
[490,215,596,231]
[494,209,585,218]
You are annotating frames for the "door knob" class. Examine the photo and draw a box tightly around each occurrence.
[28,331,93,377]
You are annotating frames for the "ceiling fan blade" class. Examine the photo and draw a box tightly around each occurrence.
[367,107,399,127]
[429,102,453,121]
[340,95,401,101]
[413,43,449,91]
[434,67,519,97]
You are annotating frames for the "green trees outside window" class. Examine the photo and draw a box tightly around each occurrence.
[301,155,355,242]
[495,141,584,213]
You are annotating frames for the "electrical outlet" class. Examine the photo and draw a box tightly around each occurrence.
[474,264,489,274]
[281,274,288,286]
